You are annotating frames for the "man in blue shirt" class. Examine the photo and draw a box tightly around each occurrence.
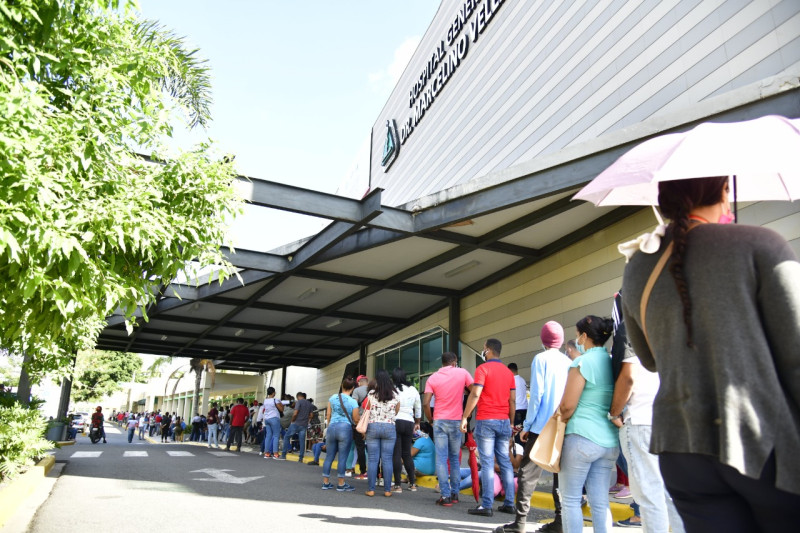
[494,321,570,533]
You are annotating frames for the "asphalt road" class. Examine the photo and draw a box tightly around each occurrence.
[30,423,557,533]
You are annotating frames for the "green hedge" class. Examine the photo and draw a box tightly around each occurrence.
[0,393,53,481]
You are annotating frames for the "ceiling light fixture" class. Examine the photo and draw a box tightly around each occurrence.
[160,335,168,341]
[191,302,201,311]
[264,345,275,351]
[444,260,480,278]
[234,328,245,337]
[447,219,474,227]
[326,319,344,328]
[297,287,318,301]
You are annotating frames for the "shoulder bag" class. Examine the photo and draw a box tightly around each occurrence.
[338,393,355,427]
[529,409,566,473]
[356,397,371,435]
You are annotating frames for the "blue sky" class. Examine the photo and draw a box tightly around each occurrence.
[138,1,441,251]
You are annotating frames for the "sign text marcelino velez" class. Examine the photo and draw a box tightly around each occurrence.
[399,0,505,146]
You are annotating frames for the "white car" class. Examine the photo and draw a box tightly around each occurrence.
[70,412,90,434]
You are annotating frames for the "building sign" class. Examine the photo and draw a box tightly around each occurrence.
[383,0,506,170]
[381,119,399,171]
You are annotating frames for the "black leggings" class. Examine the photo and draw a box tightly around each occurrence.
[660,452,800,533]
[393,419,416,486]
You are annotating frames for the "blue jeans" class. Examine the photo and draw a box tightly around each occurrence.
[560,433,619,533]
[475,419,514,509]
[127,427,135,443]
[207,423,219,447]
[282,423,307,459]
[313,442,325,462]
[262,417,281,454]
[434,419,463,499]
[322,422,353,480]
[619,422,684,533]
[366,422,396,492]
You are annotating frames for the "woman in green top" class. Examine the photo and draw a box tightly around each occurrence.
[558,315,618,533]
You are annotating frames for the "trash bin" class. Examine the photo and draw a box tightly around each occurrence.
[45,421,67,442]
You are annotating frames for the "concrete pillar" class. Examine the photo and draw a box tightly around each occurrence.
[255,375,265,401]
[201,387,210,415]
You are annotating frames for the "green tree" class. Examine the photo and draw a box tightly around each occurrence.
[141,355,171,381]
[0,1,241,380]
[71,349,143,403]
[0,349,22,387]
[188,357,215,416]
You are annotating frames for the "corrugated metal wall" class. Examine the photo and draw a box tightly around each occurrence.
[371,0,800,207]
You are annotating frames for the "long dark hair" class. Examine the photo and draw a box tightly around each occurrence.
[391,367,411,389]
[658,176,728,347]
[373,369,397,403]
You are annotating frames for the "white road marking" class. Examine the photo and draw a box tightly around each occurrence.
[123,451,148,457]
[190,468,263,484]
[207,451,237,457]
[166,451,195,457]
[71,451,102,458]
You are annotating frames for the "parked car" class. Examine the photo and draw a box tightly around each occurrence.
[70,412,89,434]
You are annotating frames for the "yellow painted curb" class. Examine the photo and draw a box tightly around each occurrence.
[0,455,56,528]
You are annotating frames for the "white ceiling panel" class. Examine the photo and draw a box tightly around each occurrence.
[404,249,520,289]
[257,276,367,308]
[310,237,457,279]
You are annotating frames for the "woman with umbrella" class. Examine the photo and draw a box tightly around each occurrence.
[620,177,800,532]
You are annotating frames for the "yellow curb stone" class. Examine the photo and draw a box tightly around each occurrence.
[0,455,56,528]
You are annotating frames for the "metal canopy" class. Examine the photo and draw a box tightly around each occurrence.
[95,88,800,373]
[96,160,635,372]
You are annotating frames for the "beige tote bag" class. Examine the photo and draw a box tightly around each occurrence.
[529,409,566,473]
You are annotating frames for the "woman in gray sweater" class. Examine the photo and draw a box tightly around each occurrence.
[621,176,800,532]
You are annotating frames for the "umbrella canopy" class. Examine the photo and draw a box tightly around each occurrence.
[573,115,800,206]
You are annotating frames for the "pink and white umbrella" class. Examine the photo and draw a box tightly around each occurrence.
[573,115,800,207]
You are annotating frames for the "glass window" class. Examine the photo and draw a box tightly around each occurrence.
[400,343,420,376]
[421,334,443,375]
[381,349,399,372]
[375,353,384,373]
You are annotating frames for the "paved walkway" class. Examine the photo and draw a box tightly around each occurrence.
[2,424,637,532]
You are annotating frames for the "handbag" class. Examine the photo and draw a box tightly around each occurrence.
[355,397,371,435]
[529,409,566,473]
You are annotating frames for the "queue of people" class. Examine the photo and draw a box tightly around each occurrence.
[87,178,797,533]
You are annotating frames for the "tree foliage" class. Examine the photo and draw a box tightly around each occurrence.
[71,349,143,403]
[189,357,214,415]
[0,393,52,481]
[0,0,242,379]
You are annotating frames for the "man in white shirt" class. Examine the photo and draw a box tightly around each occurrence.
[609,349,685,532]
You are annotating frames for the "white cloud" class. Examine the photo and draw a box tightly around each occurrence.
[369,36,421,90]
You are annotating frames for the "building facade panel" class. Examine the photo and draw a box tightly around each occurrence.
[371,0,800,207]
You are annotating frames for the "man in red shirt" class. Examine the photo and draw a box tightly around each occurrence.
[226,398,249,452]
[461,338,516,517]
